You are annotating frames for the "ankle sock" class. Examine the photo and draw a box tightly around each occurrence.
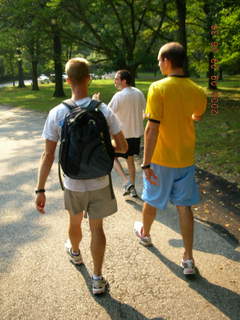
[71,249,80,256]
[92,274,103,280]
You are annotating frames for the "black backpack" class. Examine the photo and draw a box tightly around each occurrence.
[58,99,115,188]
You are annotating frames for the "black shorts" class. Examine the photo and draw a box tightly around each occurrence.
[115,137,141,158]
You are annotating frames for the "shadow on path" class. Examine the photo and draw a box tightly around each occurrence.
[74,264,165,320]
[125,197,143,212]
[0,209,49,273]
[145,246,240,320]
[153,206,240,262]
[123,197,240,262]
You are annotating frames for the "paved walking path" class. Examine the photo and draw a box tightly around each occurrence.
[0,105,239,320]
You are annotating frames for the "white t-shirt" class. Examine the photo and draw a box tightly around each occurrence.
[108,86,145,139]
[42,97,121,192]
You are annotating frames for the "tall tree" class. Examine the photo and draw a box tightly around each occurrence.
[0,31,17,84]
[0,0,66,96]
[51,18,65,97]
[38,1,66,97]
[218,4,240,76]
[175,0,188,75]
[203,0,218,90]
[28,39,40,91]
[50,0,168,84]
[186,0,221,87]
[16,48,25,88]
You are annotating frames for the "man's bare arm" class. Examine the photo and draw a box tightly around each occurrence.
[142,120,160,185]
[112,131,128,154]
[35,139,57,213]
[143,120,159,165]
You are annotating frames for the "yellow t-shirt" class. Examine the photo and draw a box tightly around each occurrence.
[145,76,207,168]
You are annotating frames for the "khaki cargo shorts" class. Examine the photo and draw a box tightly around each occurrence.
[64,185,117,219]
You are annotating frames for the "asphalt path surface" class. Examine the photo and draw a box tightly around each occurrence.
[0,105,239,320]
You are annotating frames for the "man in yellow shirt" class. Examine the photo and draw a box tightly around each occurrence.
[134,42,207,276]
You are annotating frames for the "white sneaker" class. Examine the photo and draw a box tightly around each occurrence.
[123,181,134,196]
[65,239,83,265]
[92,277,109,295]
[129,185,138,198]
[134,221,152,247]
[180,259,196,275]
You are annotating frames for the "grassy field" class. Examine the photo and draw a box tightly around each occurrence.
[0,75,239,186]
[195,76,240,186]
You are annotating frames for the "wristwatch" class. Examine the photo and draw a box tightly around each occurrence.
[35,189,45,194]
[141,164,151,170]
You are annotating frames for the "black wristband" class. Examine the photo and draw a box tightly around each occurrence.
[35,189,45,194]
[141,164,151,170]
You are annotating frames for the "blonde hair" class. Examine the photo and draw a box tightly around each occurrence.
[65,57,89,83]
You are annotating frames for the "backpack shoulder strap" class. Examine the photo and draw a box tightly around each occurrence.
[87,99,102,111]
[62,99,79,111]
[62,99,102,112]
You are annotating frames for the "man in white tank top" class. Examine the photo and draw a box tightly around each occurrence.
[108,70,146,197]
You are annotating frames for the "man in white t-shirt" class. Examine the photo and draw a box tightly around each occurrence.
[108,70,146,197]
[35,58,127,295]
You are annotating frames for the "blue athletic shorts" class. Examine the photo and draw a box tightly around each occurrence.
[142,164,200,210]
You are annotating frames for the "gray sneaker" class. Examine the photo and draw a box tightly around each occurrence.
[123,182,134,196]
[180,259,196,275]
[134,221,152,247]
[129,185,138,198]
[92,277,109,295]
[65,239,83,265]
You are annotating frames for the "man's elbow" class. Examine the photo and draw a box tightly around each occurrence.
[116,140,128,154]
[112,131,128,153]
[42,151,55,163]
[120,140,128,153]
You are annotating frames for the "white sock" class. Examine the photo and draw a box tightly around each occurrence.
[71,249,80,256]
[92,274,102,280]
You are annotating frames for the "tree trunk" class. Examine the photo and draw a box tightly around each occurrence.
[203,1,217,90]
[127,64,137,87]
[175,0,188,75]
[219,66,223,80]
[31,60,39,91]
[8,56,15,87]
[66,45,72,61]
[17,59,25,88]
[52,24,65,97]
[207,52,217,90]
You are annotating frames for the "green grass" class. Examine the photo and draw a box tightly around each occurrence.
[0,83,70,112]
[0,75,239,185]
[195,84,240,186]
[0,80,133,112]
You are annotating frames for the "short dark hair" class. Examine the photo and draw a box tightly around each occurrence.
[160,42,186,68]
[117,70,132,85]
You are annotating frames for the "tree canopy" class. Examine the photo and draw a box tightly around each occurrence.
[0,0,239,92]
